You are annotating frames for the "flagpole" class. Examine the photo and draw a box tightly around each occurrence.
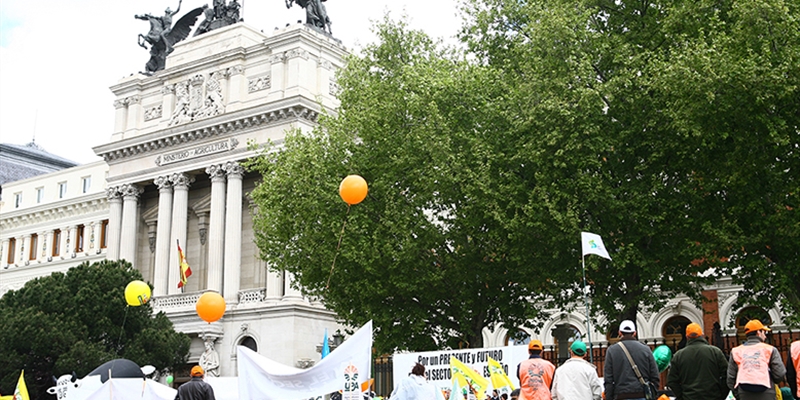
[581,254,593,363]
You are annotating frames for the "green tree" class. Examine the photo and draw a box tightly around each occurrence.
[248,18,554,353]
[461,0,800,327]
[0,260,190,398]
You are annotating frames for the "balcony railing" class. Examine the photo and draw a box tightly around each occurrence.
[151,288,270,312]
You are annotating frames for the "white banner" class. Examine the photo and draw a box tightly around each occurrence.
[393,345,529,393]
[238,321,373,399]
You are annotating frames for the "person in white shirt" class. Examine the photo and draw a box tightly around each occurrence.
[551,340,603,400]
[390,362,446,400]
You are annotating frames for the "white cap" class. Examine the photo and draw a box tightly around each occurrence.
[619,320,636,334]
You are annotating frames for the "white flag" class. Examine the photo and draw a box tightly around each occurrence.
[581,232,611,260]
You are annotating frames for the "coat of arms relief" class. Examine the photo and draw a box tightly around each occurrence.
[168,71,225,126]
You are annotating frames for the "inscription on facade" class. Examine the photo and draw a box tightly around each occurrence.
[155,138,239,166]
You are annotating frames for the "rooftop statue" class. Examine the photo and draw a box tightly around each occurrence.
[136,0,205,74]
[194,0,242,37]
[286,0,332,35]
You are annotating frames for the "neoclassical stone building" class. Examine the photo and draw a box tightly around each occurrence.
[0,20,789,384]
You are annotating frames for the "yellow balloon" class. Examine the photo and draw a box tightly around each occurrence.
[125,280,151,306]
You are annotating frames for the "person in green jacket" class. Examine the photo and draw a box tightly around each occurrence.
[667,322,728,400]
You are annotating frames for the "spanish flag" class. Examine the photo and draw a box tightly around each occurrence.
[2,370,30,400]
[450,357,489,400]
[177,240,192,288]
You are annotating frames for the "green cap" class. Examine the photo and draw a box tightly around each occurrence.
[570,340,587,356]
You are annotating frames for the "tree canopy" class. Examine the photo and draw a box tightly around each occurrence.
[249,0,799,354]
[0,260,190,398]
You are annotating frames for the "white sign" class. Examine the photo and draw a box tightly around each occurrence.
[393,345,529,393]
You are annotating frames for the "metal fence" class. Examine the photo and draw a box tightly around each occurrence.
[371,329,800,395]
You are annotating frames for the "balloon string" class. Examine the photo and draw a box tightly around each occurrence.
[326,204,351,289]
[116,306,129,358]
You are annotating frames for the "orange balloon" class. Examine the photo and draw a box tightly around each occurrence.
[339,175,368,205]
[196,292,226,323]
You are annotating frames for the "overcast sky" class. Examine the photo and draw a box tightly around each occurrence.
[0,0,463,164]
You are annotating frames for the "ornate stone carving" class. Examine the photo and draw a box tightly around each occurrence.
[120,184,144,198]
[154,175,173,190]
[318,59,332,70]
[227,65,244,76]
[144,105,163,121]
[168,73,227,126]
[106,187,123,201]
[296,359,315,369]
[329,80,340,96]
[269,53,286,64]
[206,164,227,181]
[285,48,309,60]
[113,98,128,109]
[224,161,244,178]
[248,74,271,93]
[199,336,220,377]
[170,173,195,188]
[161,84,175,95]
[127,95,141,105]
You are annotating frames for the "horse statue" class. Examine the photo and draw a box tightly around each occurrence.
[135,0,205,74]
[286,0,332,35]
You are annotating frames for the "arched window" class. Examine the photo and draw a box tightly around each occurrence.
[240,336,257,352]
[735,307,771,343]
[662,316,691,350]
[505,329,531,346]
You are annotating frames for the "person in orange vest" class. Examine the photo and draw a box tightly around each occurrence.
[726,319,786,400]
[788,340,799,398]
[516,340,555,400]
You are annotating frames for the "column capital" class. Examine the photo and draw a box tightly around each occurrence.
[154,175,173,190]
[171,173,195,189]
[120,183,144,199]
[106,186,123,201]
[206,164,227,182]
[224,161,244,178]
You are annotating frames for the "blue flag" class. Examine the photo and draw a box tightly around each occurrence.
[321,328,330,358]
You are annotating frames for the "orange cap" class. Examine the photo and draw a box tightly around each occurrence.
[191,365,204,377]
[744,319,771,334]
[685,323,703,339]
[528,340,543,351]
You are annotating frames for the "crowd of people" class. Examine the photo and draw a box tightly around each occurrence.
[390,318,799,400]
[511,318,798,400]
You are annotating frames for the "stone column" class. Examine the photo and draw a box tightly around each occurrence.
[119,184,144,263]
[266,269,284,303]
[126,95,141,133]
[40,230,50,261]
[15,236,24,266]
[206,164,227,293]
[223,162,243,303]
[0,239,8,267]
[106,187,124,260]
[169,173,194,294]
[66,227,78,256]
[226,65,245,106]
[153,176,174,296]
[82,223,92,254]
[282,271,305,302]
[113,98,128,134]
[61,226,71,258]
[21,234,31,264]
[161,85,175,122]
[91,221,103,254]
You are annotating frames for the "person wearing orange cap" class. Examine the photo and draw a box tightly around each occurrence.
[516,340,555,400]
[175,365,216,400]
[726,319,786,400]
[666,322,728,400]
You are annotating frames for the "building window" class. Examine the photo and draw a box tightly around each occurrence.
[735,306,772,343]
[504,329,532,346]
[82,176,91,193]
[100,220,109,248]
[7,238,16,264]
[52,229,61,256]
[29,234,38,260]
[58,182,67,199]
[75,225,85,253]
[36,187,44,203]
[662,316,691,350]
[240,336,258,352]
[14,192,22,208]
